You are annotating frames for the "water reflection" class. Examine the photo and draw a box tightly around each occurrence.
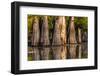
[28,43,88,61]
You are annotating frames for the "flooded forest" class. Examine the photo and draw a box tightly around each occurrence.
[28,15,88,61]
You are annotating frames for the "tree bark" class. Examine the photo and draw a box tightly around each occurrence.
[31,16,40,46]
[59,16,67,44]
[78,28,81,43]
[69,16,77,43]
[52,16,66,45]
[40,16,50,46]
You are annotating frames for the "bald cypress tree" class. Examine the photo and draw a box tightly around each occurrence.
[31,16,40,46]
[69,16,77,43]
[40,16,50,46]
[52,16,66,45]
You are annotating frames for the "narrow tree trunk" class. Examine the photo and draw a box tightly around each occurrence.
[69,16,77,43]
[40,16,50,46]
[78,28,81,43]
[31,16,40,46]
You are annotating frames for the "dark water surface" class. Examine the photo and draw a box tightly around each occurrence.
[28,43,88,61]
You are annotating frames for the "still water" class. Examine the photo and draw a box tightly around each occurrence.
[28,43,88,61]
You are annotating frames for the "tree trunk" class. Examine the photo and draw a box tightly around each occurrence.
[40,16,50,46]
[52,16,66,45]
[31,16,40,46]
[78,28,81,43]
[69,16,77,43]
[59,16,67,44]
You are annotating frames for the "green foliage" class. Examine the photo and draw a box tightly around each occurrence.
[48,16,55,30]
[28,15,88,33]
[74,17,88,30]
[28,15,33,33]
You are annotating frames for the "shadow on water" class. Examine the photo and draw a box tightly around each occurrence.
[28,43,88,61]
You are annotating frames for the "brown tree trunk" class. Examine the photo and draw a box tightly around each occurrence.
[69,16,77,43]
[59,16,67,44]
[52,16,66,45]
[31,16,40,46]
[40,16,50,46]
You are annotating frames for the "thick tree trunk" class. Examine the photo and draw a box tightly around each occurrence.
[69,16,77,43]
[40,16,50,46]
[52,16,66,45]
[59,16,67,44]
[32,16,40,46]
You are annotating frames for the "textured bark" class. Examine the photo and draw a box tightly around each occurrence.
[69,16,77,43]
[59,16,67,44]
[40,16,50,45]
[52,16,66,45]
[31,16,40,46]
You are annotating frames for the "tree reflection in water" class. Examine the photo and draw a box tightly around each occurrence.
[28,43,88,61]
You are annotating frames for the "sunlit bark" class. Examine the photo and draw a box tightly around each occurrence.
[59,16,67,44]
[52,16,66,45]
